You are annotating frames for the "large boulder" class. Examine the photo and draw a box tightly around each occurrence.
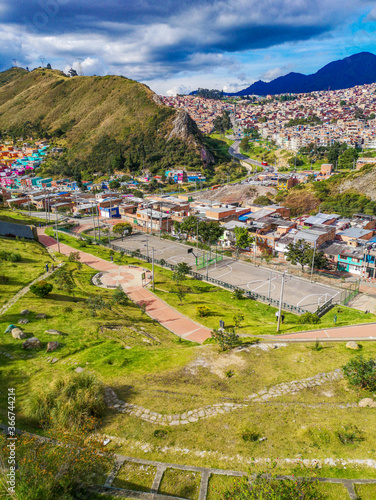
[35,313,47,319]
[22,337,42,349]
[18,318,29,325]
[358,398,376,408]
[346,341,360,350]
[20,309,31,315]
[45,329,63,335]
[11,328,26,340]
[46,341,59,352]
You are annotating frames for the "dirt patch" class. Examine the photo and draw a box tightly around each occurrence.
[186,350,246,379]
[197,184,276,206]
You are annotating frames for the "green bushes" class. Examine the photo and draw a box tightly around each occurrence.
[298,312,320,324]
[29,281,53,298]
[24,372,105,429]
[0,250,21,262]
[342,355,376,391]
[211,328,240,351]
[197,305,211,317]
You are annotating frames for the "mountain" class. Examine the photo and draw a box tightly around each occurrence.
[0,67,210,176]
[230,52,376,96]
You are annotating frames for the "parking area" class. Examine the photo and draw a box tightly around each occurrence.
[113,233,341,313]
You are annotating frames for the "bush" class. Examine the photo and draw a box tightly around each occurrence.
[242,430,260,442]
[112,286,129,305]
[337,424,365,444]
[196,305,211,317]
[298,312,320,324]
[224,250,233,257]
[0,274,9,284]
[24,372,105,430]
[78,239,87,247]
[342,355,376,391]
[0,250,21,262]
[211,328,240,351]
[30,281,53,298]
[233,288,244,300]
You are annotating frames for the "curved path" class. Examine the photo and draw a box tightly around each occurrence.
[37,229,211,343]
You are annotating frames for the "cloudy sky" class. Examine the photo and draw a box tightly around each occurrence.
[1,0,376,95]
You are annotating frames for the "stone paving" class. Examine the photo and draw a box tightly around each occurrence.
[104,368,346,426]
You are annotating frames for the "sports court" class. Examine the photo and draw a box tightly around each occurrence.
[113,233,341,313]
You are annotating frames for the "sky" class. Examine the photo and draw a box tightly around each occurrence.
[1,0,376,95]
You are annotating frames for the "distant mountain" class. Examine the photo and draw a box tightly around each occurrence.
[229,52,376,96]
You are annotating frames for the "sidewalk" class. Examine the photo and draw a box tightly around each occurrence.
[37,230,211,343]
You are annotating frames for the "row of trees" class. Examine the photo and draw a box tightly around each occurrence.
[173,216,224,245]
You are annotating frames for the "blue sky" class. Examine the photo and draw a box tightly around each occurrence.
[1,0,376,94]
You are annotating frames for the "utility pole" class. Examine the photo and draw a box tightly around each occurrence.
[92,205,97,243]
[96,204,101,242]
[277,272,285,333]
[268,271,271,300]
[196,219,199,252]
[310,241,317,282]
[152,247,155,291]
[55,209,60,253]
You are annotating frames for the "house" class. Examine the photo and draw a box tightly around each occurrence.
[336,227,374,243]
[221,220,248,247]
[337,246,365,275]
[100,206,120,218]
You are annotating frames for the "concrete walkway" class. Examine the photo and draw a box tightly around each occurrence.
[272,322,376,341]
[37,230,211,343]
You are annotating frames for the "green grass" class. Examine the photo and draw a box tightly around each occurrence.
[0,236,55,306]
[0,208,46,225]
[3,230,376,480]
[113,461,156,491]
[355,484,376,499]
[207,474,242,500]
[158,468,200,499]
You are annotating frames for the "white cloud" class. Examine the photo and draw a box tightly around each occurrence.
[166,84,192,96]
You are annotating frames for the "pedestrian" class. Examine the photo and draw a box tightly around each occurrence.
[45,263,49,272]
[275,311,279,322]
[333,314,337,325]
[281,314,285,324]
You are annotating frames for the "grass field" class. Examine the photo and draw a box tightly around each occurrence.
[2,232,376,483]
[0,208,46,225]
[0,237,55,306]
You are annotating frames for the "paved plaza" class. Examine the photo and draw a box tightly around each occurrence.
[113,233,341,313]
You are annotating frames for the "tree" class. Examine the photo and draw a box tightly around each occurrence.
[46,62,52,69]
[54,268,75,295]
[234,226,254,250]
[198,220,224,245]
[113,222,132,236]
[285,240,312,271]
[173,262,192,283]
[338,148,359,169]
[233,314,244,329]
[86,295,111,316]
[342,356,376,391]
[109,179,121,189]
[176,286,186,305]
[240,136,250,152]
[68,251,82,269]
[288,156,304,168]
[112,285,129,305]
[30,281,53,298]
[211,328,240,351]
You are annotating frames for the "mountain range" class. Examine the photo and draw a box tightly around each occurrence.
[229,52,376,96]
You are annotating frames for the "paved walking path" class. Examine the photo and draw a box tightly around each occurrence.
[37,230,211,343]
[272,322,376,341]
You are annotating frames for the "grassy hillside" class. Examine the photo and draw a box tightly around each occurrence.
[0,68,208,176]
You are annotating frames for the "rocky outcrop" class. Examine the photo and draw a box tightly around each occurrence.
[47,341,59,352]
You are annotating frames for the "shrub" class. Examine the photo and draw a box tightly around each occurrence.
[224,250,233,257]
[30,281,53,298]
[78,239,87,247]
[342,355,376,391]
[211,328,240,351]
[159,258,166,266]
[298,312,320,324]
[242,430,260,442]
[112,286,129,305]
[0,274,9,284]
[24,372,105,430]
[196,305,211,317]
[337,424,365,445]
[232,288,244,300]
[0,250,21,262]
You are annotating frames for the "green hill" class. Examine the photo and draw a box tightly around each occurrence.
[0,67,210,177]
